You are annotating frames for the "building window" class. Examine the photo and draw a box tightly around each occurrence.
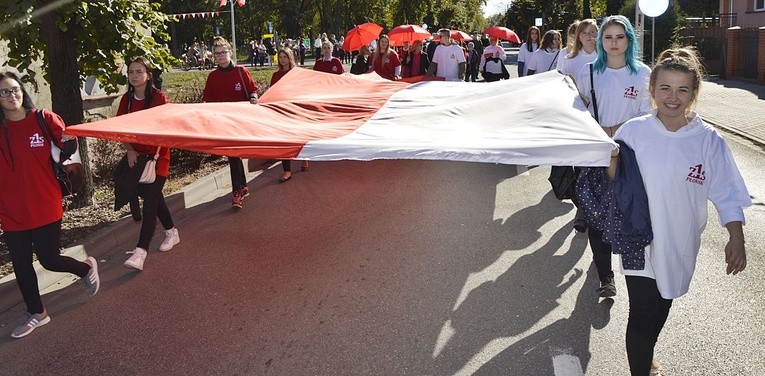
[756,0,765,11]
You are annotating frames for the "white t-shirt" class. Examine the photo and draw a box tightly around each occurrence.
[314,37,322,48]
[557,49,597,78]
[575,62,652,129]
[517,42,538,76]
[614,111,751,299]
[479,45,507,74]
[432,44,466,81]
[526,48,561,74]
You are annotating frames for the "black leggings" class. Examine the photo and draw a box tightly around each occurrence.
[4,220,89,314]
[136,176,174,250]
[587,227,614,283]
[626,276,673,376]
[228,157,246,193]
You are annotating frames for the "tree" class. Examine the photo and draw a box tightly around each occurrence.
[0,0,176,206]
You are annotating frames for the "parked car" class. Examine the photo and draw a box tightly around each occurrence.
[501,41,513,56]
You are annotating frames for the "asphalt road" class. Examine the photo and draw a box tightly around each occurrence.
[0,130,762,375]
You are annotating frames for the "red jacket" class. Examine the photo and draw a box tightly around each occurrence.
[116,89,171,177]
[0,109,65,231]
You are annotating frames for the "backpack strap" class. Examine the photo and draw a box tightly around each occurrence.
[589,64,600,124]
[36,109,75,161]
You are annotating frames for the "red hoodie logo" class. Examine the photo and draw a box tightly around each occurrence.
[686,164,705,185]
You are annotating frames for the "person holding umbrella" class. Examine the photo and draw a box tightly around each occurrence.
[351,45,372,74]
[370,35,402,80]
[427,28,466,81]
[479,36,508,82]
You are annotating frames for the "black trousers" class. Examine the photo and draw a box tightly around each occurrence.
[4,220,89,314]
[229,157,246,194]
[136,176,174,250]
[587,227,614,283]
[626,276,673,376]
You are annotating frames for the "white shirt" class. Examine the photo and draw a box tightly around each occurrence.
[479,45,507,74]
[557,49,597,78]
[517,42,538,76]
[432,44,466,81]
[526,48,561,74]
[575,62,652,129]
[614,111,751,299]
[314,37,322,48]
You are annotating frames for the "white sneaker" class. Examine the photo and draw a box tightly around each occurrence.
[159,228,180,252]
[11,309,50,339]
[124,247,147,270]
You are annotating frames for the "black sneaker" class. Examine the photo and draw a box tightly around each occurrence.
[597,278,616,298]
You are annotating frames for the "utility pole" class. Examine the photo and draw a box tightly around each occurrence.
[230,0,237,61]
[634,4,645,61]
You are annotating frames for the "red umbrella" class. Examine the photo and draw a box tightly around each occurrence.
[342,22,383,52]
[387,24,431,45]
[483,26,521,44]
[434,30,473,43]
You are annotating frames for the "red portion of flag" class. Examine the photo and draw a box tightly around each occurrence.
[237,0,245,6]
[219,0,227,7]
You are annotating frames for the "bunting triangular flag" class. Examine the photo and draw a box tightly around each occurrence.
[237,0,245,6]
[220,0,228,7]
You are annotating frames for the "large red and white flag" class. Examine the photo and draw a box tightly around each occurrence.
[67,69,615,167]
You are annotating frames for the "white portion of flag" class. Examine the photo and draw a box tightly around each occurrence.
[299,71,615,167]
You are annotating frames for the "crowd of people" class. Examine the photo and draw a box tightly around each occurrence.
[0,16,753,376]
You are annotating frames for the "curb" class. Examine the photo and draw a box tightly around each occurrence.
[0,160,272,314]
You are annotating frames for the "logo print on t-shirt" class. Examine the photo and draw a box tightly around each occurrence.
[332,66,338,72]
[624,86,639,99]
[29,133,45,148]
[234,82,242,92]
[686,164,705,185]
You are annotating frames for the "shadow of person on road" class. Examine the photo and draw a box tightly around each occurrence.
[430,213,590,375]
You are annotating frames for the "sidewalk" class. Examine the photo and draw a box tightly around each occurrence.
[697,78,765,145]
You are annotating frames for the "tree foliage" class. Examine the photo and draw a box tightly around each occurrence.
[0,0,176,206]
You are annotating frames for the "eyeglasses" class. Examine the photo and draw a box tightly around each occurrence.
[213,50,229,56]
[0,87,21,98]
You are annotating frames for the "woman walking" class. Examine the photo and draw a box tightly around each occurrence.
[270,48,309,183]
[609,47,750,376]
[119,57,180,271]
[517,26,540,77]
[0,72,100,338]
[203,36,259,209]
[575,15,652,298]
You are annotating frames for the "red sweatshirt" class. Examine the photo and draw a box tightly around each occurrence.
[203,64,258,103]
[313,57,345,75]
[116,89,171,177]
[0,109,65,231]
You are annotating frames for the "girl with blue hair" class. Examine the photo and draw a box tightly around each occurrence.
[574,15,652,299]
